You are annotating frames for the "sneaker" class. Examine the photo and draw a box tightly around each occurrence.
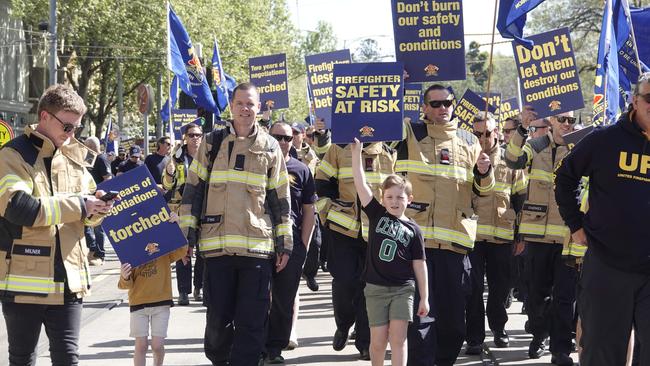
[465,343,483,355]
[267,355,284,364]
[305,276,319,292]
[178,292,190,306]
[89,257,104,266]
[193,287,202,302]
[333,329,349,351]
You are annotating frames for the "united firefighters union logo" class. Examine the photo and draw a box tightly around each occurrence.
[265,100,275,110]
[424,64,439,77]
[145,242,160,256]
[186,47,205,85]
[359,125,375,137]
[549,100,562,111]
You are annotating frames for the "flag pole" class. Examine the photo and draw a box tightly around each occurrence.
[484,0,499,115]
[623,1,643,76]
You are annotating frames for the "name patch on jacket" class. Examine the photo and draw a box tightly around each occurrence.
[234,154,245,171]
[522,203,548,213]
[407,202,429,212]
[202,215,222,224]
[12,244,51,257]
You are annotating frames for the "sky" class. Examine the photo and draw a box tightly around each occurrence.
[287,0,515,58]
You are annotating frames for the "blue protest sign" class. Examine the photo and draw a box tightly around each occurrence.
[172,109,196,140]
[98,166,187,267]
[391,0,466,82]
[453,89,498,132]
[331,62,404,143]
[249,53,289,110]
[513,28,584,119]
[305,50,352,128]
[497,97,521,127]
[477,92,502,113]
[403,83,423,123]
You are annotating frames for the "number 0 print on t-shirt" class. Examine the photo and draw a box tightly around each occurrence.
[375,216,414,263]
[379,239,397,262]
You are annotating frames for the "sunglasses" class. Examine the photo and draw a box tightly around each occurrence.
[49,112,82,133]
[473,130,492,138]
[636,93,650,103]
[503,127,517,133]
[187,133,202,138]
[306,133,315,139]
[556,116,577,125]
[529,125,549,133]
[272,134,293,142]
[428,100,454,108]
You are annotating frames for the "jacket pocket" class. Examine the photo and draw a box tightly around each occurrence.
[497,207,516,226]
[455,207,477,248]
[520,202,548,238]
[0,251,8,282]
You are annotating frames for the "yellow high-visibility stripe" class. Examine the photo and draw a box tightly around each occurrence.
[418,225,474,249]
[189,159,209,181]
[317,160,337,178]
[0,175,33,197]
[314,141,331,155]
[41,197,61,226]
[0,275,57,294]
[562,242,587,257]
[315,198,329,212]
[338,168,390,184]
[268,170,288,190]
[275,222,292,237]
[327,210,360,232]
[512,175,529,194]
[210,169,266,188]
[477,224,514,241]
[474,178,495,193]
[494,181,512,194]
[198,235,274,253]
[520,223,569,238]
[395,160,473,182]
[507,142,523,157]
[180,215,198,229]
[529,169,553,183]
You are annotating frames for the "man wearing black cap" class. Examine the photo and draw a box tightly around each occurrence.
[111,147,127,176]
[117,145,144,175]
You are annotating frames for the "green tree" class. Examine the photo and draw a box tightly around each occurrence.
[466,41,489,88]
[352,38,382,62]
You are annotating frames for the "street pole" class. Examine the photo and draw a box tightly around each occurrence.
[117,59,124,130]
[156,73,163,139]
[48,0,57,85]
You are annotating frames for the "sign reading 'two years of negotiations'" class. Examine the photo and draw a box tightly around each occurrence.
[305,50,352,128]
[513,27,584,119]
[331,62,404,143]
[249,53,289,110]
[391,0,466,82]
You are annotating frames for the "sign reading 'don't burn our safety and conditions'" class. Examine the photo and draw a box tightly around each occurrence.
[391,0,466,82]
[513,27,584,119]
[305,49,352,128]
[99,166,187,267]
[331,62,404,144]
[249,53,289,110]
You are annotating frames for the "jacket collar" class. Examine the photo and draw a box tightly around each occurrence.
[425,120,457,140]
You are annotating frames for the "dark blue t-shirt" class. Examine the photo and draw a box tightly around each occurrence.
[117,159,143,174]
[286,157,316,230]
[90,153,112,184]
[144,153,171,184]
[362,197,426,286]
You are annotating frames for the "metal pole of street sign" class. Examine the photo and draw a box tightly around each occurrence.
[49,0,57,85]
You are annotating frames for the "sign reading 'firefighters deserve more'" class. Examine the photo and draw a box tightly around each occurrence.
[391,0,466,82]
[305,50,352,128]
[331,62,404,143]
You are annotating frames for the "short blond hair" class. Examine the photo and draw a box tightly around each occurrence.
[37,84,87,117]
[382,174,413,196]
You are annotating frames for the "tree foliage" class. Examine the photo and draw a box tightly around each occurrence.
[352,38,382,63]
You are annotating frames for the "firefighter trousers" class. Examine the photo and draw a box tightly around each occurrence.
[176,255,204,295]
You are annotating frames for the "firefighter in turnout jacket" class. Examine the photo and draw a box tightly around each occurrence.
[393,84,494,366]
[465,112,527,355]
[505,107,580,366]
[162,120,204,305]
[0,84,115,365]
[315,139,396,360]
[179,84,293,366]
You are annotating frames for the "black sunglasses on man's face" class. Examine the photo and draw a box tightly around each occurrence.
[428,100,454,109]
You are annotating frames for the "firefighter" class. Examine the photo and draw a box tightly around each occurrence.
[179,83,293,366]
[0,84,115,365]
[505,106,580,366]
[465,112,527,354]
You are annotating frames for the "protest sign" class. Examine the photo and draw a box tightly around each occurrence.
[477,92,502,113]
[563,125,594,148]
[99,166,187,267]
[453,89,497,132]
[249,53,289,110]
[172,109,196,140]
[331,62,404,143]
[391,0,466,82]
[513,27,584,119]
[305,50,352,128]
[403,83,423,123]
[497,97,521,127]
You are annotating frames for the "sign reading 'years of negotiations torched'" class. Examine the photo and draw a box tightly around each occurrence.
[513,27,584,119]
[453,89,498,132]
[331,62,404,144]
[391,0,466,82]
[249,53,289,110]
[99,166,187,267]
[305,50,352,128]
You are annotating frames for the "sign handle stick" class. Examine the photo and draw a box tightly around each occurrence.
[624,2,643,76]
[484,0,499,115]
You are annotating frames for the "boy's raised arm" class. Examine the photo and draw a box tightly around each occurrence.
[351,138,373,207]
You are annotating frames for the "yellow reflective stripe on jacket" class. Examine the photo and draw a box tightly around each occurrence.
[318,160,337,178]
[0,174,34,196]
[520,223,569,238]
[180,215,198,229]
[474,178,495,193]
[41,196,62,226]
[419,225,474,249]
[314,140,331,155]
[275,222,292,237]
[528,168,553,183]
[315,198,329,212]
[494,181,512,195]
[210,169,266,188]
[189,159,209,181]
[0,275,58,294]
[477,224,515,241]
[362,225,369,242]
[562,242,587,257]
[268,170,289,190]
[338,168,389,184]
[198,235,274,253]
[327,210,360,232]
[395,160,473,182]
[512,175,528,194]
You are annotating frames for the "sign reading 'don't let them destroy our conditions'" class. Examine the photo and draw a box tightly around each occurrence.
[99,166,187,267]
[305,50,352,128]
[453,89,498,132]
[249,53,289,110]
[403,83,423,123]
[331,62,404,143]
[513,27,583,119]
[391,0,466,82]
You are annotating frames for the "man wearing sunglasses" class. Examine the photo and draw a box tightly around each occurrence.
[391,84,494,366]
[501,117,521,145]
[0,84,116,365]
[117,145,144,176]
[505,106,579,365]
[162,120,204,306]
[144,136,172,186]
[465,112,527,356]
[111,147,127,176]
[555,73,650,365]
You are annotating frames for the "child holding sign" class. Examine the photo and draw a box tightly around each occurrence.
[350,138,429,366]
[118,212,188,366]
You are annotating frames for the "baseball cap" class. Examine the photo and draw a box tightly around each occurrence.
[118,147,126,154]
[129,145,142,157]
[291,122,306,134]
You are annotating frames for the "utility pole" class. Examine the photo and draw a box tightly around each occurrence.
[156,73,163,138]
[48,0,57,85]
[117,59,124,130]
